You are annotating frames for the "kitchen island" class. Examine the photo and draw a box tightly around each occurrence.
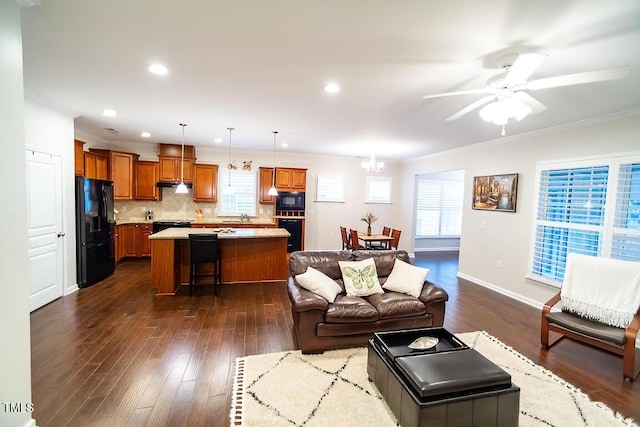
[149,227,290,295]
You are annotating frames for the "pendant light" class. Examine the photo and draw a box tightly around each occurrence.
[267,131,279,196]
[175,123,189,194]
[223,127,235,195]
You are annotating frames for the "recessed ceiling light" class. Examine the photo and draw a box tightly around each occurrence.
[148,64,169,75]
[323,83,340,93]
[102,109,116,117]
[214,138,223,143]
[141,131,151,138]
[281,143,289,148]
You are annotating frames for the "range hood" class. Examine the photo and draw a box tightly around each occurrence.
[156,182,193,189]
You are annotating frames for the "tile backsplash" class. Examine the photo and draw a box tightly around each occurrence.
[114,188,274,222]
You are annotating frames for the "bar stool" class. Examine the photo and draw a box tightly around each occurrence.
[188,233,221,296]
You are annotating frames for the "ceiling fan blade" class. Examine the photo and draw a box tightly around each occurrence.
[527,66,630,90]
[512,91,547,115]
[504,53,548,86]
[422,88,491,99]
[446,95,496,121]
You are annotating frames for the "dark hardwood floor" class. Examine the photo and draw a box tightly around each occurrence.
[30,253,639,426]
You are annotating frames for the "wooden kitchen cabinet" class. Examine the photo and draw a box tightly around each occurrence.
[259,167,276,203]
[89,149,139,199]
[158,156,194,183]
[84,151,109,180]
[138,223,152,257]
[74,140,85,176]
[119,223,152,259]
[275,167,306,191]
[135,161,161,201]
[157,143,196,183]
[193,163,218,202]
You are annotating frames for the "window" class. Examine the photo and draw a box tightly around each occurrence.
[316,173,345,202]
[530,155,640,285]
[415,177,464,237]
[218,170,257,216]
[365,176,392,203]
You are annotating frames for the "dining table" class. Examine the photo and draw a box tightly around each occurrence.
[357,232,394,249]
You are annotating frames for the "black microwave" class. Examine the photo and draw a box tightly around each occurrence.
[276,192,305,211]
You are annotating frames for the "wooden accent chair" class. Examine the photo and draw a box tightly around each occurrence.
[340,226,351,250]
[540,254,640,381]
[390,229,401,250]
[349,229,361,249]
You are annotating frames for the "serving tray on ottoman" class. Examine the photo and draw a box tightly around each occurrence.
[367,328,520,427]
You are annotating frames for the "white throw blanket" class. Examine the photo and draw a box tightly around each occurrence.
[561,253,640,328]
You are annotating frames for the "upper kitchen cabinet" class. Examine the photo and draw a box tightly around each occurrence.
[158,143,195,183]
[193,163,218,202]
[74,140,84,176]
[259,167,276,203]
[89,149,139,200]
[275,167,307,191]
[84,150,109,181]
[135,161,161,201]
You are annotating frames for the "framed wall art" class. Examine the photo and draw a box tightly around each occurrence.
[472,173,518,212]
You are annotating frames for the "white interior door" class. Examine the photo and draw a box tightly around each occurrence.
[25,149,64,312]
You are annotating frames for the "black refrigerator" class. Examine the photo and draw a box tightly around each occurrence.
[75,176,116,288]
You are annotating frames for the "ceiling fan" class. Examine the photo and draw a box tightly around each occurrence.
[422,52,630,133]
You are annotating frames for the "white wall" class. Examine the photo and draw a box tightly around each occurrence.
[83,137,405,251]
[24,96,77,294]
[400,112,640,307]
[0,2,36,426]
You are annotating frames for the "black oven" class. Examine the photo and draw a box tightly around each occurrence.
[276,192,305,211]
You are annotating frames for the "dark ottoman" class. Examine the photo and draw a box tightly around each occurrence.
[367,328,520,427]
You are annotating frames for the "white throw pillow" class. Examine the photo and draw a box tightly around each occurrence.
[295,267,343,303]
[382,258,430,298]
[338,257,384,297]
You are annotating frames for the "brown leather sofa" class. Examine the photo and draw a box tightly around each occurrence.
[287,250,449,353]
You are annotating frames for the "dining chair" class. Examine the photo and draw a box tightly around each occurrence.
[340,226,351,250]
[390,229,401,250]
[371,226,392,250]
[382,226,391,236]
[349,229,361,250]
[188,233,221,296]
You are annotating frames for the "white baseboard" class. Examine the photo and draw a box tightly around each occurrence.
[456,272,543,310]
[65,284,79,295]
[414,247,460,252]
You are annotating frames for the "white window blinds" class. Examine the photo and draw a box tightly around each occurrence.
[365,176,392,203]
[415,178,463,237]
[530,156,640,285]
[612,162,640,261]
[219,170,257,216]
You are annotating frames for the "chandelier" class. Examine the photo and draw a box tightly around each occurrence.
[361,154,384,173]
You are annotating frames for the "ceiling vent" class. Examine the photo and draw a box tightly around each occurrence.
[104,128,119,135]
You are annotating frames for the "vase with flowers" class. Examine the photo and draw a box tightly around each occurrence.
[361,211,378,236]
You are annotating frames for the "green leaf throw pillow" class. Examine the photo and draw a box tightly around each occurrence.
[338,257,383,297]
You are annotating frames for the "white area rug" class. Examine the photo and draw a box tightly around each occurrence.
[231,331,637,426]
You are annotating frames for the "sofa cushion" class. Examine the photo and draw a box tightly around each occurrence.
[290,250,353,279]
[326,295,379,323]
[295,267,343,303]
[352,250,410,277]
[382,258,430,298]
[338,257,384,297]
[366,292,428,319]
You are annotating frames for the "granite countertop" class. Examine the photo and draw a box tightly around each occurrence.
[116,218,276,226]
[149,227,290,240]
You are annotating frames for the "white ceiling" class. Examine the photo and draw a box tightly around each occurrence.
[20,0,640,161]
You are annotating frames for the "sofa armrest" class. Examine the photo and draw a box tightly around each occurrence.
[287,278,329,312]
[418,281,449,305]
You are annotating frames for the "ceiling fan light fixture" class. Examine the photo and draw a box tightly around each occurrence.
[479,97,531,125]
